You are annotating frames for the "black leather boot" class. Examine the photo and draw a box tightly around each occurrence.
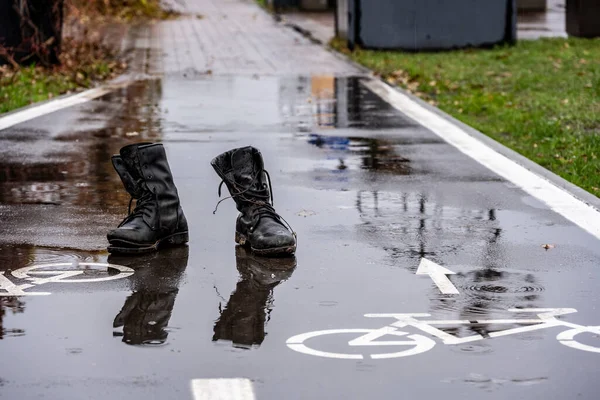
[109,246,188,345]
[108,143,188,254]
[212,246,296,349]
[211,146,296,256]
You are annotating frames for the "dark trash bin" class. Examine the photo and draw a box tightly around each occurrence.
[269,0,335,10]
[346,0,517,51]
[567,0,600,38]
[268,0,299,10]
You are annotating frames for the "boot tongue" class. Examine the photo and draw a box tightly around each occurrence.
[120,144,143,181]
[231,149,259,187]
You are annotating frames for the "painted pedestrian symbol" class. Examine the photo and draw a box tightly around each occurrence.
[0,262,134,296]
[287,308,600,359]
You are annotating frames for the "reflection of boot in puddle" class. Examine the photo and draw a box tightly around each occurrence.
[109,246,188,345]
[213,247,296,349]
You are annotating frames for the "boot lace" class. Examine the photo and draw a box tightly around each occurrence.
[212,170,295,237]
[212,169,273,214]
[119,183,159,227]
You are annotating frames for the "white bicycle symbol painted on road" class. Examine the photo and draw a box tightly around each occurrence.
[0,263,134,296]
[287,309,600,359]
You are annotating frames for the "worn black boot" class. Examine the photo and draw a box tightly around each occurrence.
[108,143,188,254]
[211,146,296,256]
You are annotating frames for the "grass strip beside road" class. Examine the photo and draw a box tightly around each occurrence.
[0,0,175,115]
[0,50,122,114]
[0,39,124,114]
[332,38,600,196]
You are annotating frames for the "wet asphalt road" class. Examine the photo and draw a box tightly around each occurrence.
[1,75,600,400]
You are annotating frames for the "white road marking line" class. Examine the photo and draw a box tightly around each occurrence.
[0,272,50,296]
[0,86,113,132]
[364,80,600,241]
[191,379,256,400]
[415,258,459,294]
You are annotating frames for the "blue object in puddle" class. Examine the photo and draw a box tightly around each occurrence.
[308,134,350,150]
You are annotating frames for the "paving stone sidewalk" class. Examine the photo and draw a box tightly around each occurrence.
[139,0,361,76]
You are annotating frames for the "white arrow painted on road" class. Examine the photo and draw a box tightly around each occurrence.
[416,258,459,295]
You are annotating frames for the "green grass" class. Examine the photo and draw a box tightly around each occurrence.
[0,61,118,114]
[332,37,600,196]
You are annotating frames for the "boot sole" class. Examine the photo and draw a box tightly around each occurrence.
[108,231,189,254]
[235,231,296,257]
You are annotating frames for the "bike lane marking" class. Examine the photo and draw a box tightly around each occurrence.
[415,258,459,294]
[286,328,436,360]
[0,272,50,296]
[364,79,600,241]
[191,378,255,400]
[0,263,134,296]
[286,308,600,359]
[12,263,134,283]
[557,326,600,353]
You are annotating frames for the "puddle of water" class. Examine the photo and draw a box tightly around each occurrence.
[0,80,163,208]
[0,245,188,344]
[0,297,26,339]
[307,134,412,175]
[280,76,419,133]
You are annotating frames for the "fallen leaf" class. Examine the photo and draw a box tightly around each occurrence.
[297,209,316,217]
